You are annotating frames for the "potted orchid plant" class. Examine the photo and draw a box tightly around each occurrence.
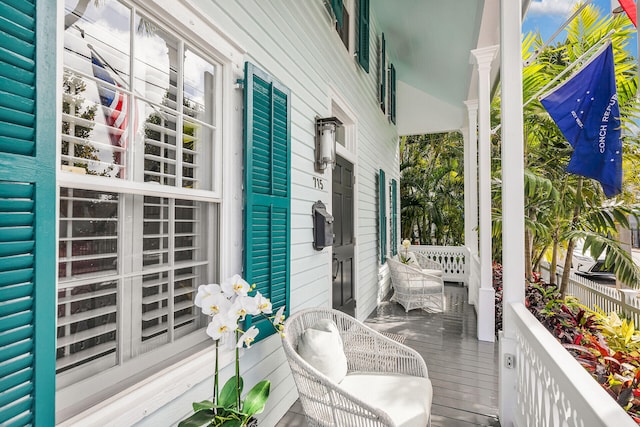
[179,274,286,427]
[399,238,412,264]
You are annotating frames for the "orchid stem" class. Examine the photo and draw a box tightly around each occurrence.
[235,330,241,409]
[214,340,219,411]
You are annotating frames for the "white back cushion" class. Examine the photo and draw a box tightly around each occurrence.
[296,319,348,383]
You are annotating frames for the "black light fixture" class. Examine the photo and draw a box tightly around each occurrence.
[315,117,342,172]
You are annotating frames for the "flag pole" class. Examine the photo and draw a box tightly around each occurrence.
[492,30,615,134]
[534,37,614,102]
[524,0,594,66]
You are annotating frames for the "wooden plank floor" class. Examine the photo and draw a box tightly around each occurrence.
[276,284,500,427]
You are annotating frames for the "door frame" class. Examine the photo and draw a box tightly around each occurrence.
[327,90,359,318]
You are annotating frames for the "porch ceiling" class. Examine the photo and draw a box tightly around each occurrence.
[371,0,501,136]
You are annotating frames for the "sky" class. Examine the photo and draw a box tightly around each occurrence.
[523,0,638,57]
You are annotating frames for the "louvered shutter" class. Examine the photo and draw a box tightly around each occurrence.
[391,179,398,256]
[378,169,386,264]
[379,33,386,113]
[243,63,290,342]
[390,63,397,124]
[0,0,56,425]
[331,0,344,28]
[356,0,369,73]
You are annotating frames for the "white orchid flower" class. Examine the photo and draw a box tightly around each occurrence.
[237,326,260,349]
[230,296,259,321]
[206,313,238,341]
[194,283,222,308]
[254,292,273,314]
[272,306,285,328]
[221,274,251,297]
[200,292,232,316]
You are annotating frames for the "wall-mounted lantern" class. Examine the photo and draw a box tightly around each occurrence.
[315,117,343,173]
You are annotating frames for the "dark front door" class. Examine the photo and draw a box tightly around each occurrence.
[332,155,355,316]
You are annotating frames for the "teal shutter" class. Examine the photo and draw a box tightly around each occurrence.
[390,63,397,124]
[243,62,291,342]
[378,169,386,264]
[0,0,57,425]
[391,179,397,256]
[379,34,386,113]
[331,0,344,28]
[356,0,369,72]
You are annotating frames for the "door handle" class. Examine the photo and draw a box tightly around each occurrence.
[332,255,339,281]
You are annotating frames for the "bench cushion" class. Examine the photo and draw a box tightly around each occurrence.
[339,372,432,427]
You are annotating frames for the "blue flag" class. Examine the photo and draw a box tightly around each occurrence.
[540,42,622,198]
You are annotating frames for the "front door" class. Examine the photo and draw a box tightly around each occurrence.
[332,155,355,316]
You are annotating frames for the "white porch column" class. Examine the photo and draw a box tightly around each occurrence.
[471,46,498,343]
[499,0,525,425]
[463,100,479,260]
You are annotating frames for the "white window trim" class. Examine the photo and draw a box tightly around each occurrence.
[55,0,246,421]
[58,345,234,426]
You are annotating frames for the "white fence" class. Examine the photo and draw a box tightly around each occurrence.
[542,264,640,326]
[409,245,469,284]
[511,302,636,427]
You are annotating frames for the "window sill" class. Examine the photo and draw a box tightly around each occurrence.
[58,344,232,426]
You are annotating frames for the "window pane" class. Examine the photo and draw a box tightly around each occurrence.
[182,120,213,190]
[175,199,200,262]
[183,49,215,125]
[56,280,118,379]
[143,105,178,186]
[62,0,132,179]
[59,188,119,278]
[141,271,170,343]
[174,265,204,337]
[143,197,170,267]
[134,15,179,109]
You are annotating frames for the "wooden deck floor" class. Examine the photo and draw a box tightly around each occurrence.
[276,284,500,427]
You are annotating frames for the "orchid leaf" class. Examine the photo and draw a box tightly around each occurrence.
[219,376,243,408]
[242,380,270,416]
[177,409,216,427]
[192,400,214,412]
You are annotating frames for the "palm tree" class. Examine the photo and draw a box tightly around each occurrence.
[400,133,465,246]
[493,4,640,292]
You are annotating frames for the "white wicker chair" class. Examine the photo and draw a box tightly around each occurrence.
[412,252,444,274]
[281,308,432,426]
[387,258,444,313]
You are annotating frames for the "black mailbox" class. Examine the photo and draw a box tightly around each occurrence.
[312,200,334,250]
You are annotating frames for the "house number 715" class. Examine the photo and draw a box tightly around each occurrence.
[313,177,324,190]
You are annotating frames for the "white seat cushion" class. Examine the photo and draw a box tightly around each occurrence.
[422,268,443,277]
[297,319,348,383]
[339,372,432,427]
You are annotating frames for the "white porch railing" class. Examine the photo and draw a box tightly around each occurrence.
[409,245,469,284]
[541,264,640,327]
[511,302,636,426]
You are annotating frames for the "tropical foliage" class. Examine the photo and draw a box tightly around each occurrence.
[493,263,640,423]
[399,132,465,245]
[491,4,640,292]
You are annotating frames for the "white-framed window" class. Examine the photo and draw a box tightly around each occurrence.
[58,0,222,417]
[324,0,354,51]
